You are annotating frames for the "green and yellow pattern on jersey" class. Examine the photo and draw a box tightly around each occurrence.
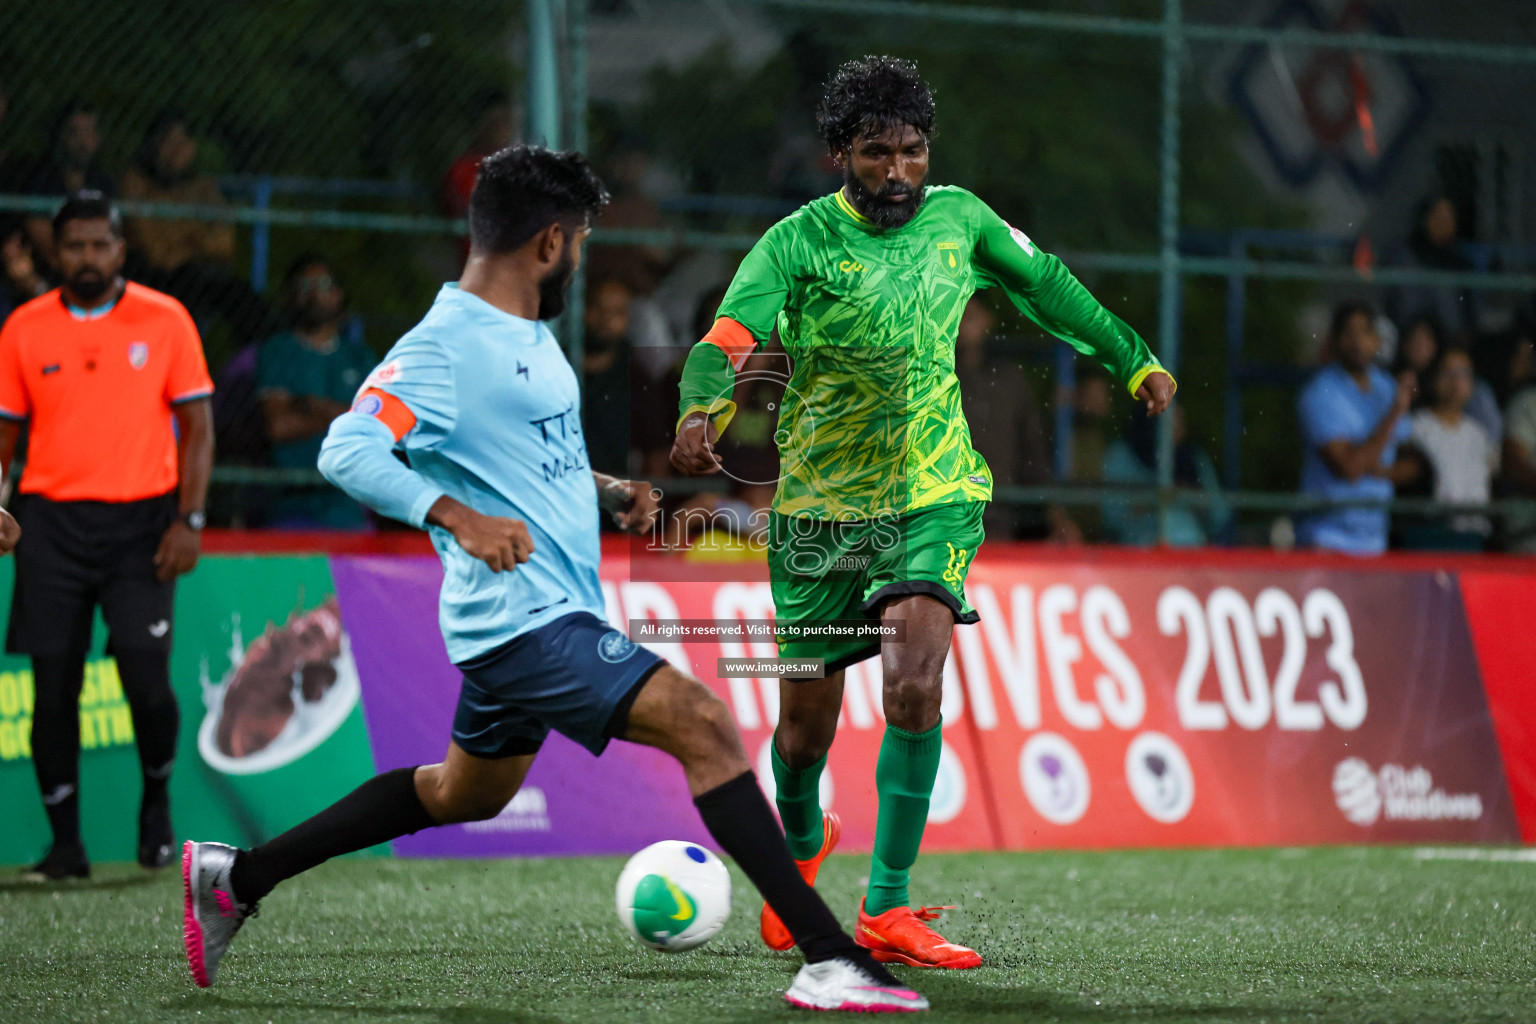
[680,185,1171,522]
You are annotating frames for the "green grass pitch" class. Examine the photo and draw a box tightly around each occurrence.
[2,847,1532,1023]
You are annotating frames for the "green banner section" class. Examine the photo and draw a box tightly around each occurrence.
[0,555,379,865]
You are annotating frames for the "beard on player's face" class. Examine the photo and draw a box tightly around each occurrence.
[66,266,111,303]
[844,162,927,229]
[536,246,575,321]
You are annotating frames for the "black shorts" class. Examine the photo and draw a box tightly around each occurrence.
[7,491,178,657]
[452,611,666,759]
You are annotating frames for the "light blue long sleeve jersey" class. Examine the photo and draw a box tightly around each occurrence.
[318,284,605,663]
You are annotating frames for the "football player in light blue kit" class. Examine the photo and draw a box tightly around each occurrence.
[179,146,927,1014]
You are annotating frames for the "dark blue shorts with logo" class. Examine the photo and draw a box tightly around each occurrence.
[452,611,664,759]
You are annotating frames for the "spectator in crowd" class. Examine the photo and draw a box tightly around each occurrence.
[1393,312,1502,444]
[1388,195,1475,341]
[120,110,274,355]
[953,296,1051,539]
[256,255,374,530]
[1499,344,1536,553]
[23,99,115,268]
[1,216,51,322]
[1397,346,1495,550]
[441,90,514,266]
[441,90,514,220]
[582,277,637,491]
[1102,406,1230,547]
[1296,300,1416,555]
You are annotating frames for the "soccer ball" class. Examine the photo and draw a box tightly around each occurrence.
[615,840,731,951]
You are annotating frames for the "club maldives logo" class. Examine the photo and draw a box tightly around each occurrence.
[1125,732,1195,824]
[1019,733,1090,825]
[1332,758,1484,827]
[926,741,967,825]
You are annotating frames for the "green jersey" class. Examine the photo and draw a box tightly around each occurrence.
[679,185,1168,520]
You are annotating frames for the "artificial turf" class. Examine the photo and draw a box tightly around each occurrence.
[2,847,1533,1023]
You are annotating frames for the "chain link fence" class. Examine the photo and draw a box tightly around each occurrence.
[1,0,1534,551]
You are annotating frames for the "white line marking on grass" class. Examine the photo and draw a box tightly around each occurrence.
[1413,848,1536,863]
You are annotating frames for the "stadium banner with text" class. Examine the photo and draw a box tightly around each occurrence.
[329,548,1536,858]
[0,555,380,865]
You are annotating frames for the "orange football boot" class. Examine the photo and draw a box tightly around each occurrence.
[855,899,983,969]
[760,810,842,951]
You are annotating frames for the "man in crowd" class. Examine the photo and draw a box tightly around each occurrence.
[1297,300,1415,555]
[0,191,214,880]
[257,255,374,529]
[23,100,115,269]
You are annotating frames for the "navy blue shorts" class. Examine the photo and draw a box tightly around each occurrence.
[452,611,665,759]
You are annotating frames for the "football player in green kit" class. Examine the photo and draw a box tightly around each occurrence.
[671,55,1177,969]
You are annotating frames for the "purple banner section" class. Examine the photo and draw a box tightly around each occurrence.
[329,556,710,857]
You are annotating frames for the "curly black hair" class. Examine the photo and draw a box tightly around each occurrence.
[815,55,936,154]
[469,145,610,254]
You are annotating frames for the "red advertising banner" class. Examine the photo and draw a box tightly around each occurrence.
[600,547,1528,852]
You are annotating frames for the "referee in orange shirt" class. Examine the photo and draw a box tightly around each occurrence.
[0,192,214,881]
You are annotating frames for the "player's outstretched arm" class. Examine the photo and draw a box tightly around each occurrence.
[973,202,1177,415]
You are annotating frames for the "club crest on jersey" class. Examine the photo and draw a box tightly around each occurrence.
[128,342,149,369]
[936,241,960,270]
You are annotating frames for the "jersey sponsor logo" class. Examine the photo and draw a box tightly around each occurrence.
[598,630,637,664]
[354,394,384,417]
[967,474,987,485]
[367,359,403,386]
[837,259,866,273]
[41,363,60,376]
[1006,223,1035,256]
[936,241,960,269]
[128,342,149,369]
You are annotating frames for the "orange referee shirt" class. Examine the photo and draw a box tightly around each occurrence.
[0,283,214,502]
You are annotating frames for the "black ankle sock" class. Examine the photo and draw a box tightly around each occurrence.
[693,771,856,963]
[41,786,82,849]
[233,766,435,902]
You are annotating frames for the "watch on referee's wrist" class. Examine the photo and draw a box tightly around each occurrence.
[181,509,206,531]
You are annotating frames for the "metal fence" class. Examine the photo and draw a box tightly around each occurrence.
[1,0,1534,548]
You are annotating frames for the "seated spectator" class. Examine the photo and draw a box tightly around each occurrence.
[23,99,114,268]
[1388,195,1475,341]
[1296,301,1415,555]
[1399,348,1495,550]
[582,277,637,488]
[953,296,1051,540]
[1500,371,1536,554]
[0,215,51,323]
[120,110,275,354]
[441,90,514,264]
[1102,407,1230,547]
[257,255,375,529]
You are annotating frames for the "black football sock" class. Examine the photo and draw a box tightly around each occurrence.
[232,766,436,902]
[29,653,89,849]
[693,770,857,963]
[115,649,179,809]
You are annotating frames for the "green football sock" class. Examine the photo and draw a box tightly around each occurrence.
[771,740,826,861]
[866,720,942,916]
